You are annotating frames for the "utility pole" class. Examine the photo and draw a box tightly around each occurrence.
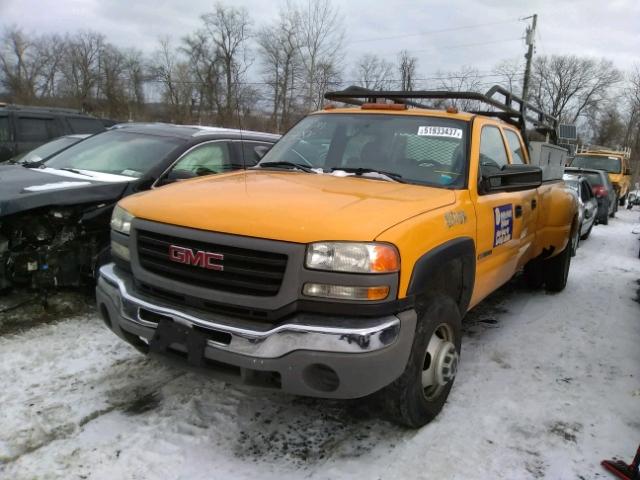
[522,13,537,103]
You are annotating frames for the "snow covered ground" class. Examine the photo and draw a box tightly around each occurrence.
[1,210,639,480]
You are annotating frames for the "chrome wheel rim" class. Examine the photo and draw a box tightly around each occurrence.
[421,323,459,401]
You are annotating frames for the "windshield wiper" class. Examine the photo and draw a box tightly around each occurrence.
[58,167,92,176]
[257,161,315,173]
[330,167,405,183]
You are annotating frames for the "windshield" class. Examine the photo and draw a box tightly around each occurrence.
[15,136,85,164]
[259,113,469,188]
[571,155,621,174]
[44,130,184,178]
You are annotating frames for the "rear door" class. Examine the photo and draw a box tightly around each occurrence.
[14,114,60,156]
[502,127,539,267]
[65,116,105,135]
[0,114,14,161]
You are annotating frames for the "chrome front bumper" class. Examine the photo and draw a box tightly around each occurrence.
[97,263,403,359]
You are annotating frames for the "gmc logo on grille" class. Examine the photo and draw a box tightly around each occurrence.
[168,245,224,271]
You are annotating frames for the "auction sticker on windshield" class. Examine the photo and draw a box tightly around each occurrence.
[417,126,463,139]
[493,204,513,246]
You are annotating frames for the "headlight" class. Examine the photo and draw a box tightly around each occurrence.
[110,205,134,235]
[305,242,399,273]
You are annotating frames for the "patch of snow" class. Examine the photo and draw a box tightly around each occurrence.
[23,181,92,192]
[1,210,639,479]
[36,167,134,182]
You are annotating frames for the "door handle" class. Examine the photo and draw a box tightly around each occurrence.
[531,199,537,210]
[515,205,523,218]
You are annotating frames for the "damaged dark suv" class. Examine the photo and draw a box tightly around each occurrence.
[0,123,279,291]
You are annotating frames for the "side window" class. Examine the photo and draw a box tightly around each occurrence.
[16,117,57,142]
[242,141,273,166]
[581,180,592,202]
[504,129,526,164]
[67,117,104,134]
[170,142,232,177]
[0,116,10,142]
[479,126,509,177]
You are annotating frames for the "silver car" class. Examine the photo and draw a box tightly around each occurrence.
[563,173,598,243]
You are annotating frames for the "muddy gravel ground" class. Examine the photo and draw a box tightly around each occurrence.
[1,210,639,480]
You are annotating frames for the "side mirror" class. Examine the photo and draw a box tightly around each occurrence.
[254,145,270,160]
[481,164,543,193]
[157,169,196,186]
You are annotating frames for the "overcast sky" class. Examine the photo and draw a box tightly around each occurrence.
[1,0,639,90]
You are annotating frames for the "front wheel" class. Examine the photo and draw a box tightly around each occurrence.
[619,194,626,207]
[378,295,461,428]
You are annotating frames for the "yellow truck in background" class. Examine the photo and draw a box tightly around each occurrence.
[571,145,632,206]
[98,85,578,428]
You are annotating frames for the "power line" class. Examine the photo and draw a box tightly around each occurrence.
[348,18,524,45]
[137,71,525,87]
[403,37,524,54]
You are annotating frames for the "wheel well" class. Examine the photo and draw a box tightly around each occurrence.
[407,238,475,315]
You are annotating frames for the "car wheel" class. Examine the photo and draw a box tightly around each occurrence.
[378,294,461,428]
[601,212,609,225]
[580,222,593,240]
[619,195,626,207]
[544,221,575,292]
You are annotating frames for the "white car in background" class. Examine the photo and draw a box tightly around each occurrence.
[563,173,598,247]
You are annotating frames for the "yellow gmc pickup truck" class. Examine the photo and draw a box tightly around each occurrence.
[571,146,632,206]
[98,86,578,427]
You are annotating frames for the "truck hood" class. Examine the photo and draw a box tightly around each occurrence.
[121,170,456,243]
[0,164,130,217]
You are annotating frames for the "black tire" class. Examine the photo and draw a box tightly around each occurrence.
[601,212,609,225]
[580,222,593,240]
[619,195,626,207]
[378,294,461,428]
[544,222,575,292]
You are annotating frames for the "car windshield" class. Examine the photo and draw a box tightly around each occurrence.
[14,136,86,164]
[571,155,621,174]
[44,130,184,178]
[259,113,468,188]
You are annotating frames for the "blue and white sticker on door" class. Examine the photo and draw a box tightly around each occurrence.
[493,204,513,247]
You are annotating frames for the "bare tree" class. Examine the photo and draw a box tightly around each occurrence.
[296,0,345,111]
[0,27,45,103]
[624,65,640,179]
[398,50,417,91]
[492,58,523,93]
[150,37,195,123]
[201,2,251,125]
[353,54,394,90]
[59,31,105,111]
[529,54,622,123]
[257,3,302,131]
[182,30,222,124]
[436,66,483,111]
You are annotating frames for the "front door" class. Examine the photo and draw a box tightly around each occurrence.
[470,123,529,304]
